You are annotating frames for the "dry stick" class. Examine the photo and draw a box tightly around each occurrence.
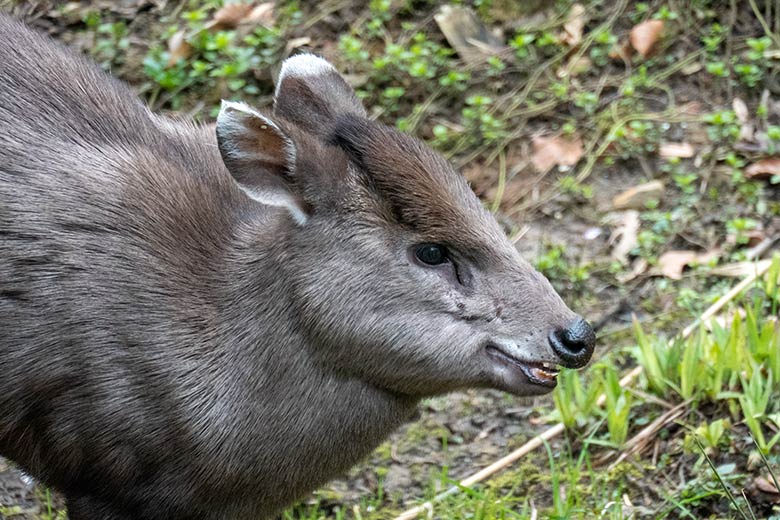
[393,260,773,520]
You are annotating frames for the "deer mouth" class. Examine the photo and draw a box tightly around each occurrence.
[484,344,560,389]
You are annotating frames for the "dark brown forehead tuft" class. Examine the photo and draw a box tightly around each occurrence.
[331,116,501,251]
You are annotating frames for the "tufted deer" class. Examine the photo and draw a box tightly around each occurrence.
[0,15,595,520]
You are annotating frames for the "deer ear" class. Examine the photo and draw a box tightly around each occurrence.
[273,54,367,137]
[216,100,307,225]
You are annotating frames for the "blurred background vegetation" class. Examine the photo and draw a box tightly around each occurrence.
[1,0,780,518]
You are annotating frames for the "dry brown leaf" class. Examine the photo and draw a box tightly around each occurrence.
[434,5,503,65]
[659,142,694,159]
[733,97,749,123]
[630,20,664,58]
[733,98,755,141]
[755,476,780,496]
[212,3,255,29]
[616,258,649,283]
[746,157,780,180]
[246,2,275,26]
[612,180,664,210]
[560,4,587,47]
[530,134,583,173]
[167,30,192,66]
[657,249,719,280]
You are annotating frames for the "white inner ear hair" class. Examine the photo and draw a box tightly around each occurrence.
[241,188,308,227]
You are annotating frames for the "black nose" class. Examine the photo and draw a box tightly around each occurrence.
[548,317,596,369]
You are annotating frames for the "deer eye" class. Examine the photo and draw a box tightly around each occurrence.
[414,244,449,266]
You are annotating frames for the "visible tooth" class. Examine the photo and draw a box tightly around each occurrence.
[531,367,558,381]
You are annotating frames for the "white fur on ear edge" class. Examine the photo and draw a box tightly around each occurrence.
[218,100,281,133]
[274,54,337,98]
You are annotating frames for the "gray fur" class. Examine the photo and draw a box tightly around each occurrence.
[0,16,593,520]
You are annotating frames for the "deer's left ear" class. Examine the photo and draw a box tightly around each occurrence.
[273,53,367,138]
[216,100,307,224]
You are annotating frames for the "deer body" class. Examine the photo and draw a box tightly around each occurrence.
[0,15,594,519]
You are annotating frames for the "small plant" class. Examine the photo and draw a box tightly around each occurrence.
[553,369,602,429]
[509,33,536,60]
[684,419,730,456]
[460,95,507,147]
[705,60,729,78]
[558,175,594,201]
[726,217,758,245]
[590,28,617,67]
[738,369,779,453]
[535,244,591,292]
[143,6,287,111]
[704,110,740,142]
[83,13,130,70]
[601,365,633,447]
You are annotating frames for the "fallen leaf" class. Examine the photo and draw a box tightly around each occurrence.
[657,249,719,280]
[246,2,275,26]
[616,257,648,283]
[630,20,664,58]
[612,180,665,210]
[167,30,192,66]
[755,476,780,495]
[531,134,583,172]
[746,157,780,180]
[434,5,504,65]
[560,4,587,47]
[732,97,755,141]
[210,3,255,30]
[659,142,695,159]
[733,97,749,123]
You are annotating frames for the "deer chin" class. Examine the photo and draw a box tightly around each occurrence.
[483,343,561,395]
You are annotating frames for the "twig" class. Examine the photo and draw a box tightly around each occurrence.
[490,150,506,213]
[608,400,690,468]
[392,261,773,520]
[393,423,565,520]
[749,0,780,48]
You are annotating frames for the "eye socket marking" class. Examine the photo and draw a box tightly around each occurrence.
[414,244,449,266]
